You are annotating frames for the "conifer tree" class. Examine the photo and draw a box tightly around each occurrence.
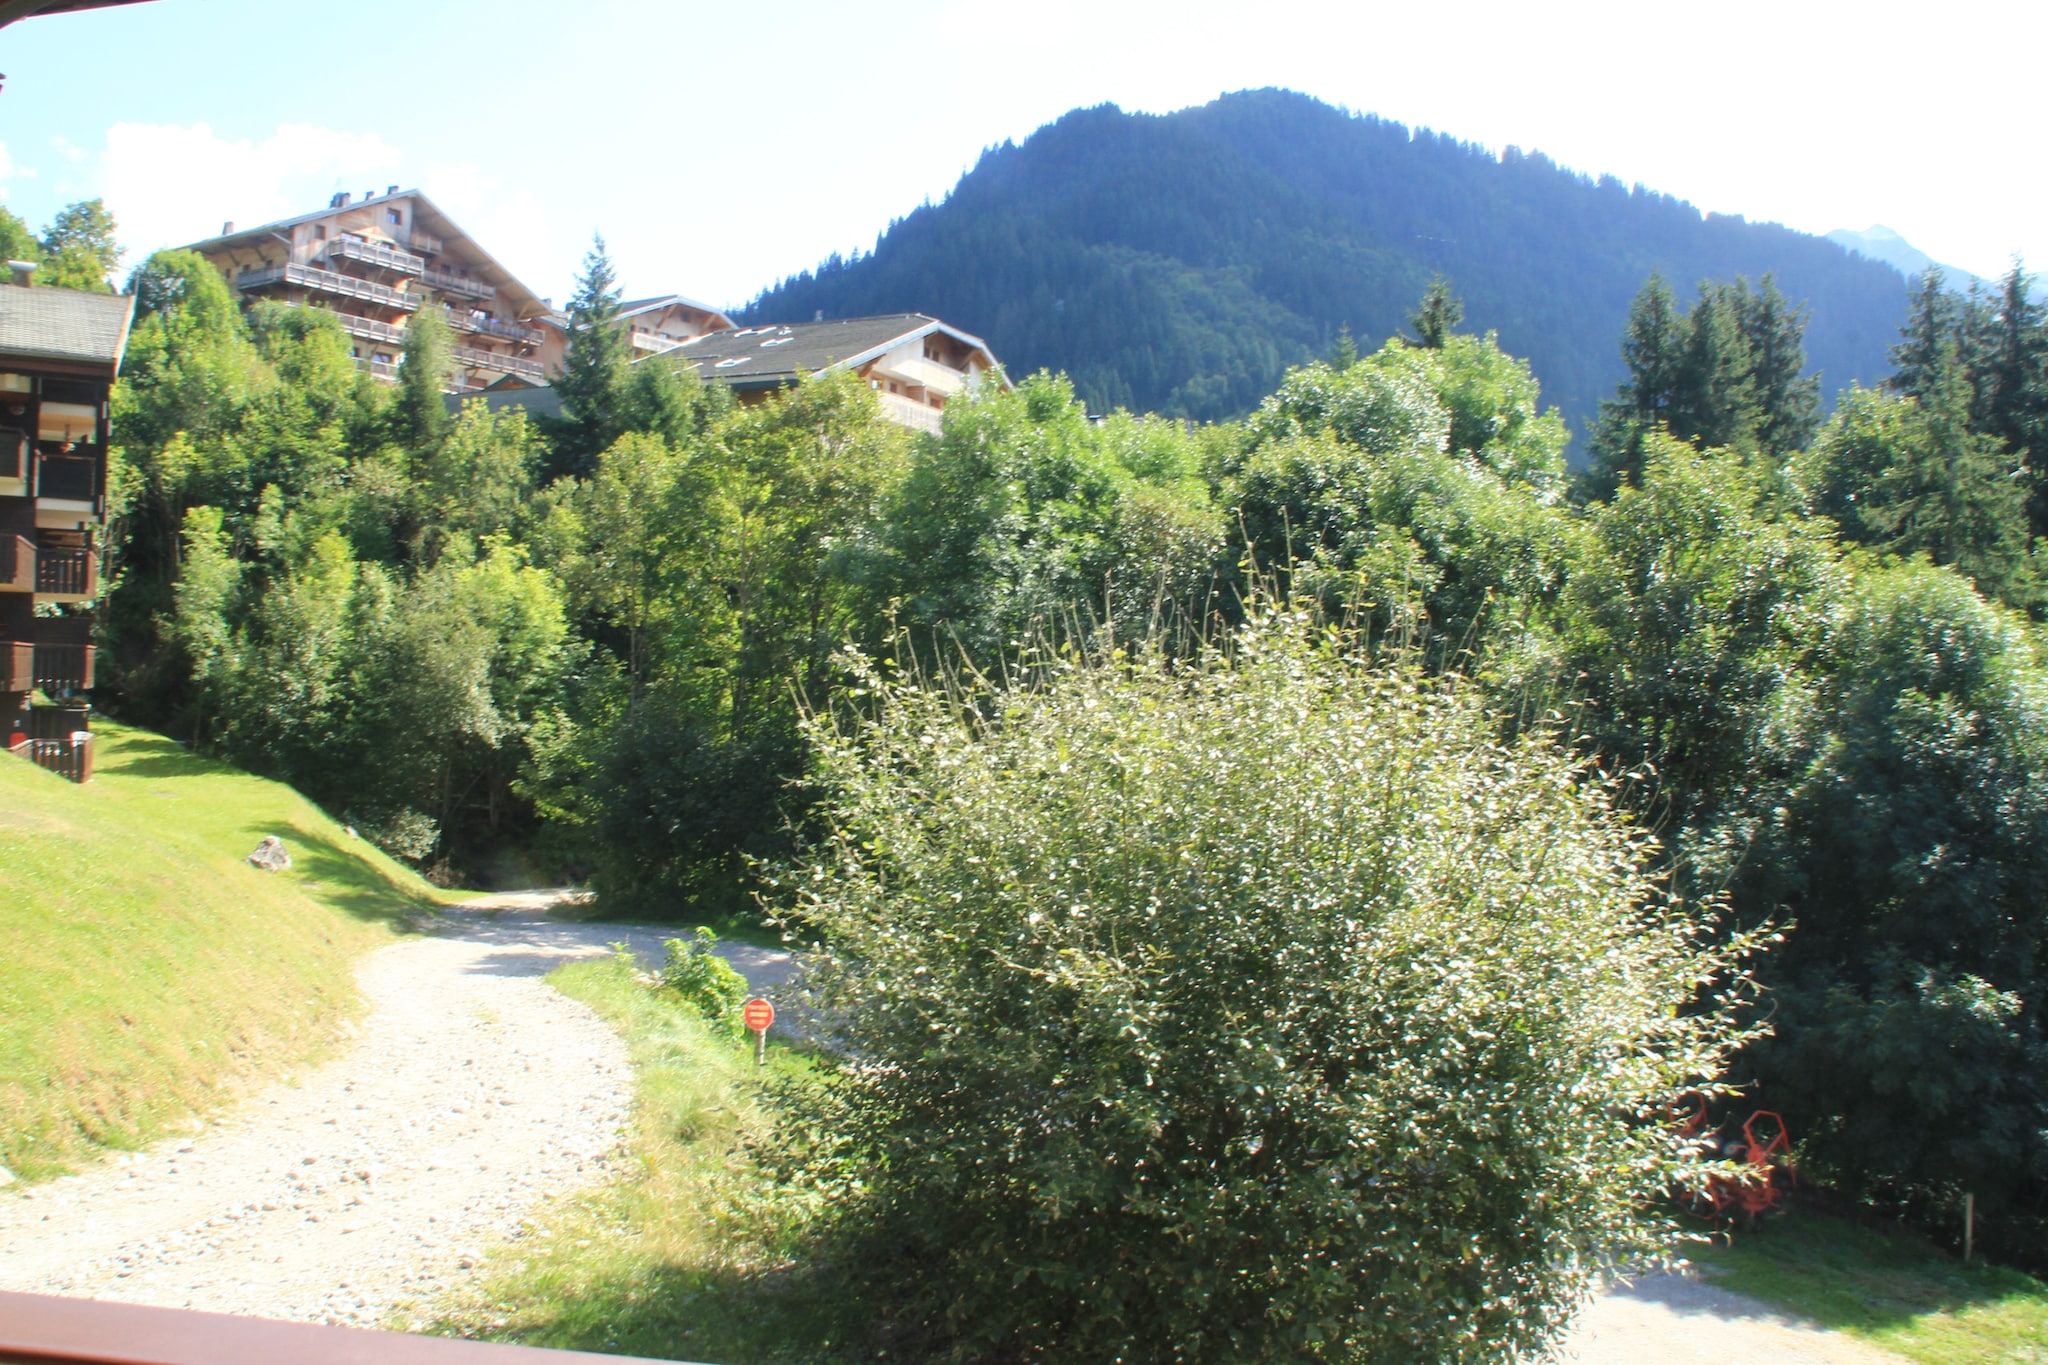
[392,306,454,457]
[1408,275,1464,348]
[1887,268,1959,404]
[1739,274,1821,456]
[544,235,633,481]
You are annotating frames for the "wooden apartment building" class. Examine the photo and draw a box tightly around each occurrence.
[0,262,133,781]
[185,189,552,393]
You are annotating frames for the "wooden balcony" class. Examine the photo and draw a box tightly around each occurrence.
[0,640,30,692]
[36,545,97,600]
[26,732,91,782]
[0,534,33,593]
[33,643,94,692]
[320,235,425,277]
[422,265,495,300]
[410,228,446,256]
[334,312,410,346]
[237,262,422,313]
[450,344,545,383]
[444,310,544,346]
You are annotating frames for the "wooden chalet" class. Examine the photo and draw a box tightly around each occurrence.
[665,313,1006,434]
[0,263,134,781]
[184,189,552,394]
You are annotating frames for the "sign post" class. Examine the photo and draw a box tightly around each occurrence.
[742,997,774,1066]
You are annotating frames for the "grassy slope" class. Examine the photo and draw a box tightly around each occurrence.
[418,955,832,1362]
[1697,1210,2048,1365]
[0,721,449,1180]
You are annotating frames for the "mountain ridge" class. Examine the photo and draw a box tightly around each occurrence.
[746,89,1912,447]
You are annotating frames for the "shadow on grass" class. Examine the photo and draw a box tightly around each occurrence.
[545,900,792,952]
[1695,1205,2048,1339]
[93,728,225,780]
[262,823,439,932]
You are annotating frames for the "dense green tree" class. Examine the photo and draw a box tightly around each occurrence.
[786,609,1764,1363]
[37,199,120,292]
[0,207,39,269]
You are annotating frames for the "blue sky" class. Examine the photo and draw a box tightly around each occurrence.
[1,0,2040,310]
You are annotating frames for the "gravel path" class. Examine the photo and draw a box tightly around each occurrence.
[0,893,794,1328]
[0,896,1897,1363]
[1558,1270,1909,1363]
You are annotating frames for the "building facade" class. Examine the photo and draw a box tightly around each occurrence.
[185,189,553,393]
[0,265,134,781]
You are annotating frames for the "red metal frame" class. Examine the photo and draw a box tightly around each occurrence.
[0,1291,705,1365]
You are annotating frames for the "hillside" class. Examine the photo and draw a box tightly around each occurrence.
[745,89,1911,443]
[0,725,446,1181]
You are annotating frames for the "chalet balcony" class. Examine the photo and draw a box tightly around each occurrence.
[409,229,445,256]
[35,451,98,504]
[443,310,544,346]
[357,358,400,381]
[421,266,495,301]
[450,345,544,383]
[25,703,91,780]
[0,535,32,593]
[33,643,94,692]
[333,313,409,346]
[36,546,97,601]
[26,731,92,782]
[878,390,946,435]
[319,236,425,277]
[237,262,421,313]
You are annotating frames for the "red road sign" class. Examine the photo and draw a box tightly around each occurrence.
[743,997,774,1032]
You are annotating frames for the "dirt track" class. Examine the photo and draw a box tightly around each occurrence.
[0,894,794,1328]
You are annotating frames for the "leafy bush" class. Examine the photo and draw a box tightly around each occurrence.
[656,927,749,1026]
[781,610,1764,1363]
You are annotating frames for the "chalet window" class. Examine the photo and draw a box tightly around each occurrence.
[388,208,403,226]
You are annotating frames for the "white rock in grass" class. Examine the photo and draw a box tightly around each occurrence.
[0,1167,14,1186]
[246,837,291,872]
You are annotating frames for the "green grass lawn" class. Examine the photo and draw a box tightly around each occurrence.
[1696,1208,2048,1364]
[415,953,837,1362]
[0,721,450,1180]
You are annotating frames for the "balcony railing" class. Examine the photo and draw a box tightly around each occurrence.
[27,732,91,782]
[0,641,31,691]
[36,547,97,599]
[237,262,422,312]
[357,357,400,381]
[444,310,543,346]
[451,344,545,382]
[34,643,94,692]
[334,313,409,346]
[35,452,97,503]
[410,228,445,256]
[422,265,495,300]
[320,235,425,276]
[0,535,32,592]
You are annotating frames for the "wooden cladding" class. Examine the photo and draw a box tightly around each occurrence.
[0,534,32,592]
[35,546,96,598]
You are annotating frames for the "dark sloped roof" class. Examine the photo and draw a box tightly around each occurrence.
[664,313,989,386]
[0,283,135,370]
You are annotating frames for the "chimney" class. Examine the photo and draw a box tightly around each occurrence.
[221,220,234,235]
[386,184,398,196]
[330,191,350,208]
[7,260,35,288]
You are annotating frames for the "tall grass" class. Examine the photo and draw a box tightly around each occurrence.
[0,722,448,1180]
[418,954,834,1362]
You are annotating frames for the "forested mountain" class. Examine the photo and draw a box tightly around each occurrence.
[746,89,1910,444]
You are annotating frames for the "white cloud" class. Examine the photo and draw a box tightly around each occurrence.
[97,121,403,263]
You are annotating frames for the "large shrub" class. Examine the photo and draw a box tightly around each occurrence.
[782,611,1762,1363]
